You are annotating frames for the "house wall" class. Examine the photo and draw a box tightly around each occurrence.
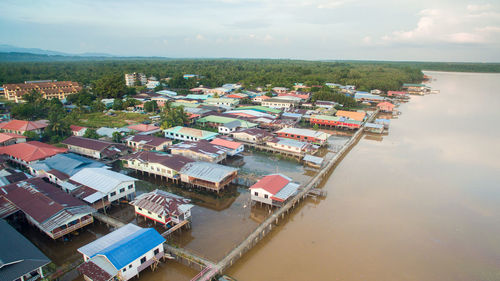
[261,101,293,109]
[250,188,273,205]
[231,132,264,144]
[267,141,304,153]
[134,205,168,224]
[107,180,136,202]
[117,243,164,281]
[164,131,201,142]
[67,145,101,159]
[124,160,178,179]
[276,132,324,144]
[218,126,237,134]
[72,129,87,137]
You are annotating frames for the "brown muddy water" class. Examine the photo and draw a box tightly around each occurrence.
[226,71,500,281]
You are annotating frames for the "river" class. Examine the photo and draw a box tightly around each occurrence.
[226,71,500,281]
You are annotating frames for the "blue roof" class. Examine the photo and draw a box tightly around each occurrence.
[31,153,107,176]
[97,228,165,270]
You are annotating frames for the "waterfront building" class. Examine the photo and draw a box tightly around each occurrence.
[69,168,137,204]
[402,83,430,95]
[164,126,218,141]
[169,140,229,163]
[62,136,127,160]
[303,154,324,168]
[3,81,81,102]
[0,168,28,187]
[354,92,385,103]
[0,132,26,146]
[387,91,409,99]
[0,141,67,167]
[249,174,300,207]
[377,101,395,113]
[121,151,194,181]
[231,128,273,144]
[179,162,238,192]
[375,118,390,129]
[335,110,366,122]
[70,125,88,137]
[365,123,384,134]
[0,219,51,281]
[77,224,165,281]
[124,135,172,152]
[130,189,193,226]
[0,119,48,135]
[0,177,95,239]
[309,115,362,129]
[275,127,330,145]
[210,138,244,156]
[266,138,316,154]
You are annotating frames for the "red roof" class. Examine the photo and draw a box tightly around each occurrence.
[0,141,67,162]
[127,124,160,132]
[70,125,87,132]
[0,120,48,132]
[249,174,290,195]
[210,138,243,150]
[377,102,395,109]
[0,132,26,144]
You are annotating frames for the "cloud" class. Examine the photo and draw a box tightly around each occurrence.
[467,4,492,12]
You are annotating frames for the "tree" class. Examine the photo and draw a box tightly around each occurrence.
[313,124,319,130]
[23,131,39,141]
[83,128,100,139]
[144,101,158,112]
[66,88,95,106]
[112,131,123,143]
[112,99,124,110]
[265,92,273,97]
[159,101,189,129]
[93,74,128,99]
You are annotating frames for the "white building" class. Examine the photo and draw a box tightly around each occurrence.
[125,73,147,86]
[249,174,300,207]
[218,120,241,134]
[70,168,137,204]
[77,224,165,281]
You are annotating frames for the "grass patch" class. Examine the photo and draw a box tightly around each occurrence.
[71,112,150,128]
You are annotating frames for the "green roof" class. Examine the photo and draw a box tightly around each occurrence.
[171,102,200,108]
[163,126,218,139]
[402,83,427,87]
[236,105,282,114]
[197,115,257,128]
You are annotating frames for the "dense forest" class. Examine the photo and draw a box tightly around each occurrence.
[0,57,424,92]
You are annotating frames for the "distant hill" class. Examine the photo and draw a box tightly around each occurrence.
[0,44,115,61]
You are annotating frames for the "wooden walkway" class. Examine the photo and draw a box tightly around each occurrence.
[161,220,189,237]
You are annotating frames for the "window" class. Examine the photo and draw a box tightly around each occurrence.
[264,194,268,199]
[129,264,132,269]
[120,188,125,193]
[154,248,159,255]
[128,184,133,190]
[140,257,146,264]
[110,192,116,197]
[254,191,258,196]
[123,268,127,272]
[138,207,142,211]
[148,211,152,215]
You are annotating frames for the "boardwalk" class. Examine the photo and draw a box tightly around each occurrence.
[163,110,380,280]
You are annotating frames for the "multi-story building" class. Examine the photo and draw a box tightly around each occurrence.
[2,81,81,102]
[125,73,147,86]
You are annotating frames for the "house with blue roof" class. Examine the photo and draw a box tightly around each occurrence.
[78,223,165,281]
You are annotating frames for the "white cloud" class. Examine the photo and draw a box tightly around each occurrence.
[467,4,492,12]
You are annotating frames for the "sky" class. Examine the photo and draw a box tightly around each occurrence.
[1,0,499,62]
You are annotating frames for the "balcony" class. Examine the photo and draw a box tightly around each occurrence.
[51,216,94,239]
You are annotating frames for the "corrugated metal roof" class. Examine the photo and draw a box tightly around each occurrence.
[70,168,136,194]
[130,189,192,217]
[272,182,300,202]
[276,128,330,139]
[303,155,323,165]
[180,162,237,183]
[78,224,142,257]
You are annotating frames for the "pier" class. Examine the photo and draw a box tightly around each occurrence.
[162,110,380,280]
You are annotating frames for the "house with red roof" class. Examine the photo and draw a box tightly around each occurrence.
[0,132,26,146]
[127,124,161,135]
[377,101,395,113]
[249,174,300,207]
[210,138,244,156]
[0,141,67,167]
[70,125,88,137]
[0,119,48,135]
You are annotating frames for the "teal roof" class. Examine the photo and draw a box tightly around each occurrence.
[403,83,427,87]
[196,115,257,128]
[164,126,218,139]
[236,106,282,114]
[185,94,209,100]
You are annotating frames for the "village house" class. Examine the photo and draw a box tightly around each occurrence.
[236,106,282,116]
[197,115,257,130]
[387,91,409,99]
[206,87,232,96]
[249,174,300,207]
[315,100,338,109]
[224,109,277,120]
[303,154,324,168]
[3,80,81,102]
[0,141,68,167]
[218,120,242,134]
[0,119,48,135]
[261,98,299,109]
[0,168,29,187]
[365,123,385,134]
[169,140,229,163]
[266,138,317,155]
[179,161,238,193]
[309,115,362,129]
[336,110,366,122]
[62,136,127,160]
[164,126,218,141]
[0,132,26,146]
[252,95,270,103]
[402,83,430,95]
[0,219,51,281]
[122,151,194,182]
[124,134,172,152]
[354,92,385,103]
[131,189,193,227]
[0,177,95,239]
[275,127,331,145]
[78,224,165,281]
[377,101,395,113]
[127,124,161,135]
[70,125,88,136]
[205,97,239,107]
[210,138,244,156]
[231,128,273,144]
[272,87,289,94]
[69,168,137,204]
